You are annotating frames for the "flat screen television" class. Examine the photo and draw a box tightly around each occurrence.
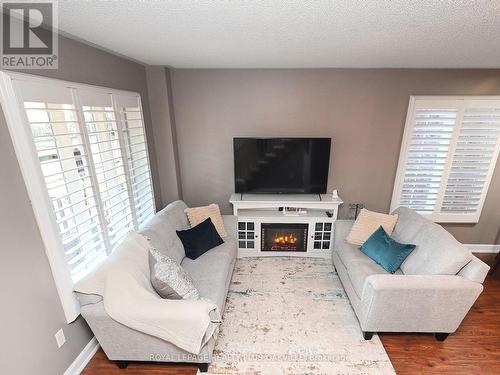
[233,137,331,194]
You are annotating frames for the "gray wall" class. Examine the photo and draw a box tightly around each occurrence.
[170,69,500,244]
[0,35,157,375]
[146,66,182,207]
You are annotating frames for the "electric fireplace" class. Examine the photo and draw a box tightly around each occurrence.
[261,223,308,252]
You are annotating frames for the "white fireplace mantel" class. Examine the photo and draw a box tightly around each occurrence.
[229,193,343,215]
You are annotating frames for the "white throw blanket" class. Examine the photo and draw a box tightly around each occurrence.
[74,231,220,354]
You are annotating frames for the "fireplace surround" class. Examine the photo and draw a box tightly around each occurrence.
[230,193,343,258]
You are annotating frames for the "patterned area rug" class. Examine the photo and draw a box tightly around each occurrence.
[207,257,395,375]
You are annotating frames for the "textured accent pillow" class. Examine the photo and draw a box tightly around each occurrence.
[149,249,199,300]
[346,208,399,246]
[176,218,224,260]
[185,204,227,238]
[360,226,416,273]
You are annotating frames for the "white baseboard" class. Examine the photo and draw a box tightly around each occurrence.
[64,337,100,375]
[465,244,500,254]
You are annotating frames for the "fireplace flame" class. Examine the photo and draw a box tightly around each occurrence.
[273,233,298,244]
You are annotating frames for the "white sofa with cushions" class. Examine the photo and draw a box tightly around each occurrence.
[75,200,237,372]
[332,207,490,341]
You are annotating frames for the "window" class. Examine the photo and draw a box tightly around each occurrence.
[0,72,155,322]
[391,96,500,223]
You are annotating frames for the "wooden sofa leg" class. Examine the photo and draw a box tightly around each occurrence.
[363,331,374,340]
[435,333,450,341]
[198,363,209,372]
[115,361,128,369]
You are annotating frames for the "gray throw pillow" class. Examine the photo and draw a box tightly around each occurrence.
[149,249,199,300]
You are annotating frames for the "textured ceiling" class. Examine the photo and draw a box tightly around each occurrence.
[58,0,500,68]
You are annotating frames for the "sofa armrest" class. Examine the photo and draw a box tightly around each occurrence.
[458,255,490,283]
[360,274,483,333]
[333,220,354,248]
[80,301,215,362]
[222,215,237,239]
[75,291,102,306]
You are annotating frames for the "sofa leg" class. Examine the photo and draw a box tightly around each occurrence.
[435,333,450,342]
[198,363,209,372]
[363,331,374,340]
[115,361,128,369]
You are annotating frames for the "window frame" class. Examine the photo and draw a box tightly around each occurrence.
[391,95,500,223]
[0,71,155,322]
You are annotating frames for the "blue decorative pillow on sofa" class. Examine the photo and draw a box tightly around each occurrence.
[360,226,416,273]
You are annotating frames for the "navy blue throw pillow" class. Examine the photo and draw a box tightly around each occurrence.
[360,226,416,273]
[176,217,224,260]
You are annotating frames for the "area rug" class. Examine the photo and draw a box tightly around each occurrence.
[207,257,395,375]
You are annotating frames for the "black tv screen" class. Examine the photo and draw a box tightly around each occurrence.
[233,137,331,194]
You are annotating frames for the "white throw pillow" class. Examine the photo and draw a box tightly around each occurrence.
[346,208,399,246]
[184,203,227,238]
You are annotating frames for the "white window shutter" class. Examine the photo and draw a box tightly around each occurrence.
[441,102,500,221]
[392,101,458,214]
[18,85,108,283]
[78,90,135,249]
[3,73,156,322]
[115,94,155,228]
[392,97,500,223]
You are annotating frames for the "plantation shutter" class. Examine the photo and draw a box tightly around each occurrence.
[14,80,107,282]
[11,78,155,284]
[78,90,135,248]
[392,97,500,223]
[115,94,155,227]
[441,102,500,217]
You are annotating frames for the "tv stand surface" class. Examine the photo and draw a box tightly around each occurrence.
[229,193,343,215]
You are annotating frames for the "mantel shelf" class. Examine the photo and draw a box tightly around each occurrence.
[229,193,343,215]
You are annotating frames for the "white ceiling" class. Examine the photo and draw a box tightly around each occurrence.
[58,0,500,68]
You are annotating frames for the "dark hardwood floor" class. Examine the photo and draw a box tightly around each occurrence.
[83,254,500,375]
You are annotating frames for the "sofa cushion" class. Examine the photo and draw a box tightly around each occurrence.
[139,213,186,265]
[181,238,237,310]
[334,220,355,246]
[336,239,369,268]
[347,259,389,298]
[391,207,430,244]
[159,200,191,229]
[391,207,472,275]
[139,200,190,265]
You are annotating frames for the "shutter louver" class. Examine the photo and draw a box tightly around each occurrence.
[392,97,500,223]
[399,108,458,213]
